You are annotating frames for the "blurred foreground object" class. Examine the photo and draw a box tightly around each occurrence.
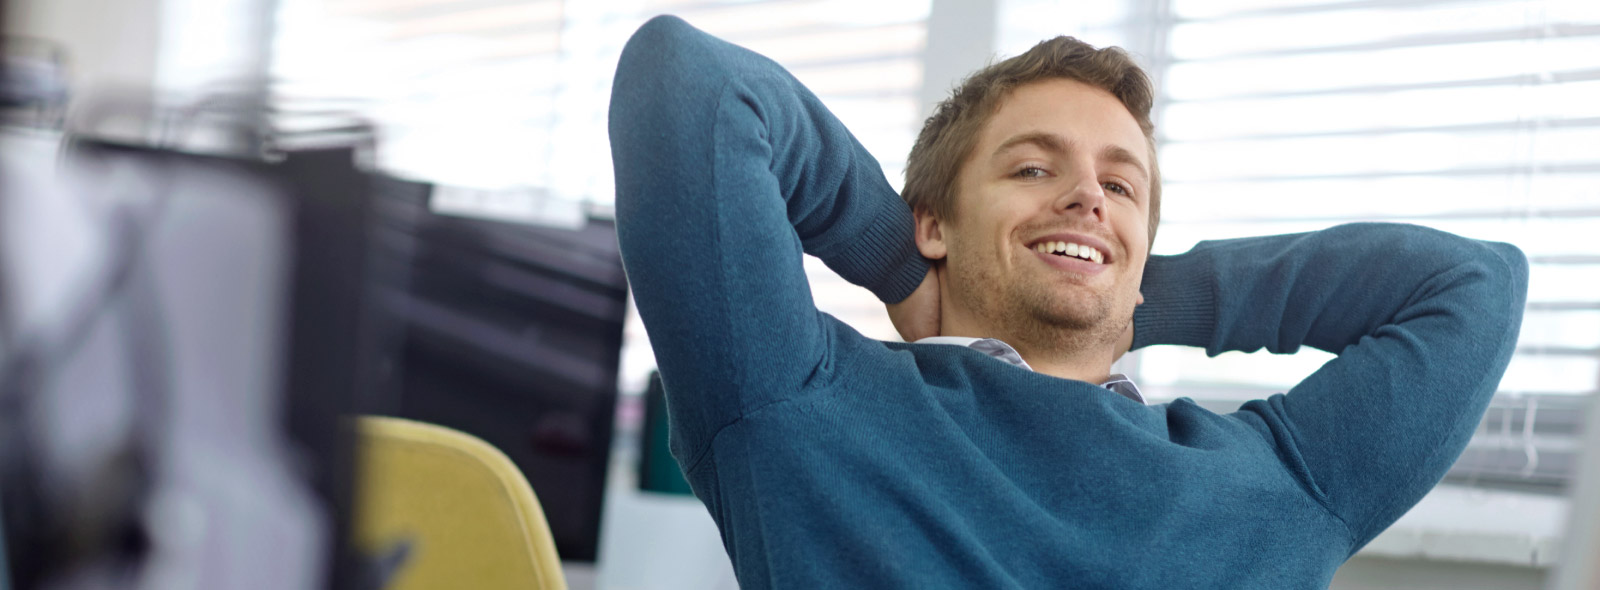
[353,416,566,590]
[0,87,416,589]
[0,85,627,589]
[1550,400,1600,590]
[0,37,68,128]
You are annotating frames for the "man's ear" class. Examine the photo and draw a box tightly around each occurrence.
[914,208,949,260]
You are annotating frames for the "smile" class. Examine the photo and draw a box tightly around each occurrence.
[1031,240,1104,264]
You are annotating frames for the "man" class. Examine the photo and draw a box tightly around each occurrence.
[609,15,1527,590]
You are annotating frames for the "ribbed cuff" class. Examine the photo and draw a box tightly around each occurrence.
[1134,253,1218,350]
[827,197,928,304]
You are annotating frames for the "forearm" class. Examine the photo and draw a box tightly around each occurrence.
[1131,223,1527,357]
[1131,222,1530,547]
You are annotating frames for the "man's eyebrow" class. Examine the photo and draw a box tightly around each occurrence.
[1100,144,1149,184]
[991,132,1069,160]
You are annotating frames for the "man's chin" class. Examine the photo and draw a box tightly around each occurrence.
[1035,308,1106,332]
[1027,295,1131,338]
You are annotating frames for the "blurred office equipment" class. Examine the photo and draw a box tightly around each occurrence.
[0,129,623,589]
[353,415,566,590]
[0,37,68,128]
[4,0,626,585]
[0,77,419,588]
[387,208,625,564]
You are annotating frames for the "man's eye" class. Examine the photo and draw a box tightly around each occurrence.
[1103,182,1130,196]
[1015,166,1047,178]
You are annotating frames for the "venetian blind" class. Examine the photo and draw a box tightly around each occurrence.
[1002,0,1599,489]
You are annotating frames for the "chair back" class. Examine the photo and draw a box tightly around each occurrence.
[354,416,567,590]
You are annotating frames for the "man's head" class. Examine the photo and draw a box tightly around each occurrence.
[903,37,1160,368]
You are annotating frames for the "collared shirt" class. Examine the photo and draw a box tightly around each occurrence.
[916,336,1146,404]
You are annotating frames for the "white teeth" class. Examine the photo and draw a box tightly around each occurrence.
[1033,240,1107,264]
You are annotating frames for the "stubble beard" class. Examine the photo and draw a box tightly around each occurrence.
[947,253,1132,360]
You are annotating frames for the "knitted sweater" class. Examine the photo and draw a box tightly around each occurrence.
[609,15,1528,589]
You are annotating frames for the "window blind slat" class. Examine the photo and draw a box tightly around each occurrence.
[1164,80,1600,142]
[669,0,930,34]
[378,2,564,39]
[1161,127,1599,182]
[1173,0,1565,23]
[1520,310,1600,349]
[1162,174,1600,222]
[1171,0,1600,60]
[1166,37,1600,101]
[732,22,927,64]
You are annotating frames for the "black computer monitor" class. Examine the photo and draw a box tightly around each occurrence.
[386,210,626,563]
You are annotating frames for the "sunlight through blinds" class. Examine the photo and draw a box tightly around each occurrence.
[1001,0,1599,489]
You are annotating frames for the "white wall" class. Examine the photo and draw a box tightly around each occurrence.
[5,0,272,136]
[4,0,163,102]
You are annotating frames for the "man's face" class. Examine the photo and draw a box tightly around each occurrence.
[917,78,1152,347]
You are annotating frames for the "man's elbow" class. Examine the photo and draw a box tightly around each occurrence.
[1483,240,1529,305]
[1450,237,1529,354]
[612,15,711,106]
[1368,223,1529,336]
[1463,238,1529,316]
[1380,223,1529,308]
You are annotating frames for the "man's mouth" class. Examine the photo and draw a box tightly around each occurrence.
[1031,240,1106,264]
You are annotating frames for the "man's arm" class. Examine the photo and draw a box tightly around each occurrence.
[1131,222,1528,551]
[610,16,927,472]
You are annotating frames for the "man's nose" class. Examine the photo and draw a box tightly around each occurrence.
[1053,172,1106,222]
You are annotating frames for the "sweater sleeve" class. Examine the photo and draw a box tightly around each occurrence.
[609,16,927,470]
[1131,222,1528,551]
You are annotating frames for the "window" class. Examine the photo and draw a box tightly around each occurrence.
[998,0,1600,490]
[271,0,626,202]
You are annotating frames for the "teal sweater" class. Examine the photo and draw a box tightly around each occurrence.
[609,16,1528,589]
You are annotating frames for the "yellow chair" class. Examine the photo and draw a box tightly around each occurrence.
[354,416,567,590]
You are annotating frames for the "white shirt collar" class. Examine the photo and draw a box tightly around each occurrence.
[914,336,1145,404]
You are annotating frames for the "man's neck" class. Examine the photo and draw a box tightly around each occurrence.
[938,313,1117,384]
[1008,339,1117,384]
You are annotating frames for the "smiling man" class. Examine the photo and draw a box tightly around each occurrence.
[610,15,1528,590]
[899,75,1156,384]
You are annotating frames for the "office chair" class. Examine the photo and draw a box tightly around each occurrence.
[354,416,567,590]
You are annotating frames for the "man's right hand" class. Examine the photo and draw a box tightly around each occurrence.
[887,267,940,342]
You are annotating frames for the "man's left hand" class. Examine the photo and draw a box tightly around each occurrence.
[887,267,940,342]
